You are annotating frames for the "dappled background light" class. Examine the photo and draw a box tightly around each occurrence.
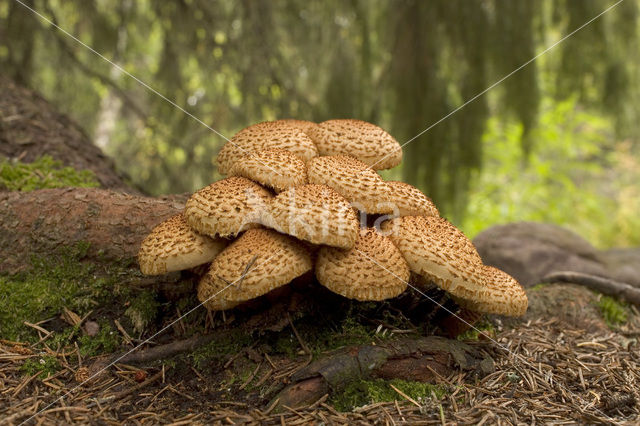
[1,0,639,246]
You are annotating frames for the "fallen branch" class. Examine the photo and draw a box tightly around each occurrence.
[541,271,640,306]
[273,336,493,411]
[115,333,218,364]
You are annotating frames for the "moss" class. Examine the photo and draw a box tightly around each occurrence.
[0,155,99,191]
[597,295,628,327]
[0,243,132,342]
[530,282,548,291]
[20,355,60,377]
[190,329,252,369]
[77,322,121,357]
[456,320,495,341]
[125,290,160,334]
[330,378,448,411]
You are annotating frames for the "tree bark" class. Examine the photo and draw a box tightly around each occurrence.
[0,187,186,273]
[0,76,134,192]
[274,336,494,410]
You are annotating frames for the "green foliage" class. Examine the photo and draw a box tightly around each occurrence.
[596,295,628,327]
[0,156,99,191]
[3,0,639,219]
[20,355,60,377]
[462,97,640,247]
[330,378,448,411]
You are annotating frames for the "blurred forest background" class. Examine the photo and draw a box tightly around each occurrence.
[1,0,639,247]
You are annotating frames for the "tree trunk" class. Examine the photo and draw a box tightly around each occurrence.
[0,76,134,192]
[0,187,186,274]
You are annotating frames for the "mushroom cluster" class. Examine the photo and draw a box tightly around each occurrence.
[138,119,528,320]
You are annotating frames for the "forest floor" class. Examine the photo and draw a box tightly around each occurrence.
[1,283,639,425]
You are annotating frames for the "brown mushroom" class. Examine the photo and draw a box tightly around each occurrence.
[263,184,359,249]
[386,181,439,217]
[138,214,226,275]
[307,155,393,214]
[305,119,402,170]
[217,121,318,175]
[316,228,409,301]
[184,177,271,238]
[229,148,307,193]
[197,228,312,310]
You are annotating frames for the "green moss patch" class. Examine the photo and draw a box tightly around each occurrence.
[330,378,448,411]
[597,295,629,327]
[19,355,60,377]
[0,155,99,191]
[0,243,131,342]
[456,319,495,341]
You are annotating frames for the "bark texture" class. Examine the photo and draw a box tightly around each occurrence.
[0,187,186,273]
[274,336,493,410]
[0,76,133,192]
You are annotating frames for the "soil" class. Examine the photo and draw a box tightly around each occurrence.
[1,283,638,425]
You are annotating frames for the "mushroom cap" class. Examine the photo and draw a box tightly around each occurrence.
[307,155,393,214]
[217,121,318,175]
[454,266,528,317]
[197,228,313,310]
[263,184,359,249]
[381,215,487,305]
[184,177,272,238]
[138,214,226,275]
[305,119,402,170]
[229,148,308,193]
[316,228,409,301]
[386,181,439,217]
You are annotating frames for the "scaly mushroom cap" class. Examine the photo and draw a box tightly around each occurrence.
[138,214,226,275]
[217,121,318,175]
[381,215,487,304]
[197,229,313,310]
[263,184,359,249]
[454,266,528,317]
[229,149,308,193]
[307,155,392,214]
[305,119,402,170]
[316,228,409,301]
[386,181,439,217]
[184,177,271,238]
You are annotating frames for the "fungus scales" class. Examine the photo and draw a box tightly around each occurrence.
[138,213,226,275]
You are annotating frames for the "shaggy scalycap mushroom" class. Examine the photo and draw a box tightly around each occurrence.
[184,177,271,238]
[138,213,226,275]
[316,228,409,301]
[307,155,393,214]
[454,266,528,317]
[381,215,487,302]
[217,121,318,175]
[263,184,359,249]
[197,228,312,310]
[305,119,402,170]
[229,149,307,193]
[386,181,439,217]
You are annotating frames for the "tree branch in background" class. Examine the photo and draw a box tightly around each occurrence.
[541,271,640,306]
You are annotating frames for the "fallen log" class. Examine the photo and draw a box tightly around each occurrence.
[0,187,186,273]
